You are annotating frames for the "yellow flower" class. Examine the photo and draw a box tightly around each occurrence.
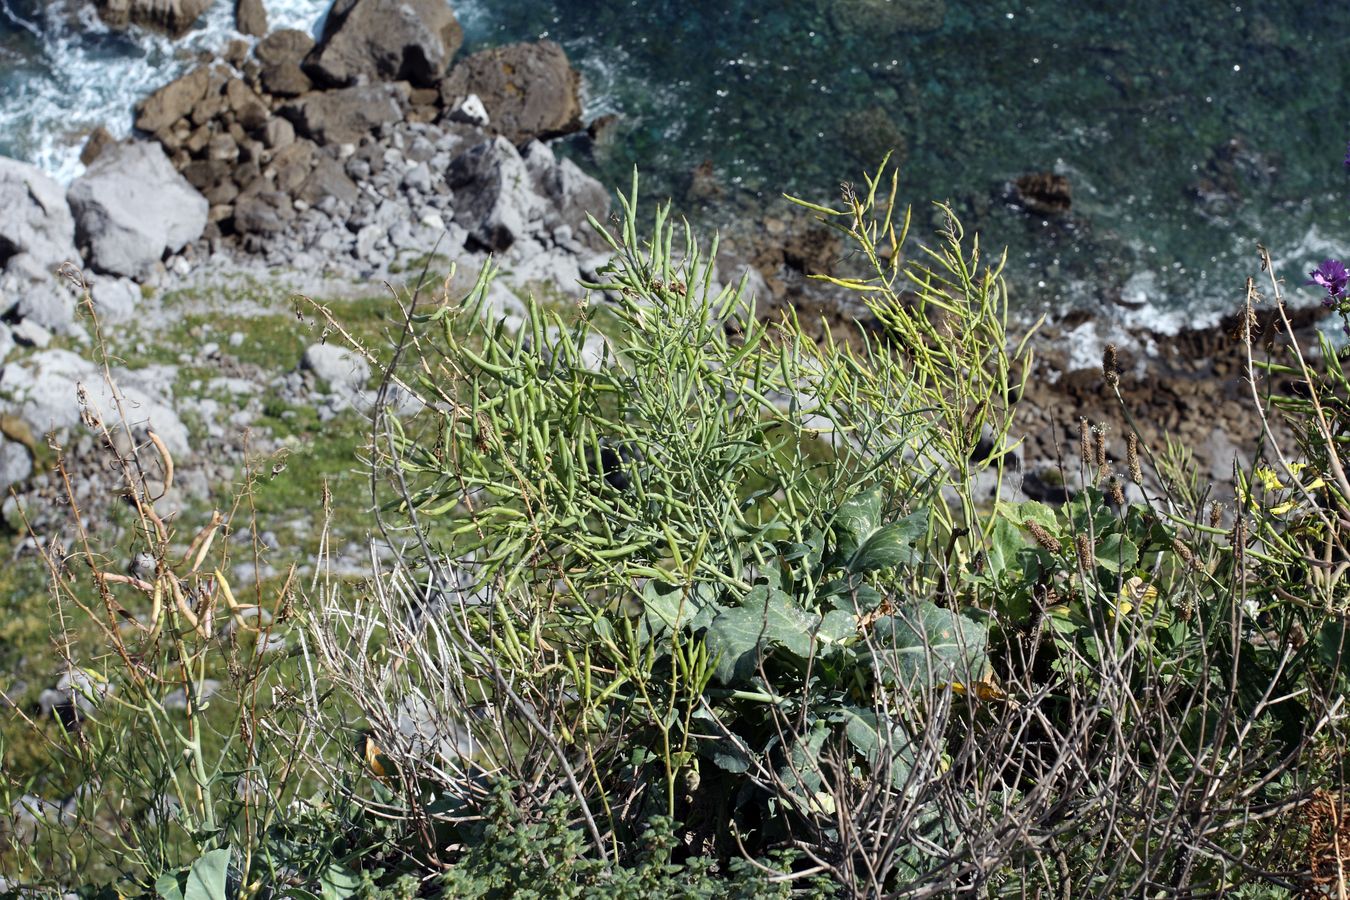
[1111,576,1158,618]
[1254,466,1284,491]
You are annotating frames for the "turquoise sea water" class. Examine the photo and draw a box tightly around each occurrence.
[2,0,1349,323]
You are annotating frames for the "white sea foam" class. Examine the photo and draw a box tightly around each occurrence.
[1,0,326,183]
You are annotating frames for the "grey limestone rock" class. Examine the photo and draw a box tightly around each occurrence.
[67,142,208,279]
[0,350,191,457]
[447,136,545,253]
[90,275,140,324]
[0,156,79,272]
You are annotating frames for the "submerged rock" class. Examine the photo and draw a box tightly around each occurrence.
[1011,172,1072,217]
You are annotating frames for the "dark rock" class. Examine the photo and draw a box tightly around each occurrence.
[226,79,270,131]
[135,65,212,134]
[234,0,267,36]
[266,139,318,193]
[439,41,582,145]
[304,0,463,88]
[233,189,295,235]
[260,62,313,98]
[295,157,360,207]
[279,83,407,146]
[222,38,250,66]
[181,158,232,191]
[94,0,211,37]
[263,117,295,150]
[1011,172,1072,216]
[79,127,116,167]
[256,29,315,68]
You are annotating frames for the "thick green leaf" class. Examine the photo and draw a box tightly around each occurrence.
[183,848,231,900]
[984,515,1027,578]
[155,874,185,900]
[830,487,883,562]
[1096,533,1139,573]
[866,602,988,689]
[1319,617,1350,677]
[705,586,819,683]
[321,864,361,900]
[833,705,916,788]
[849,510,928,572]
[641,580,720,639]
[778,722,829,800]
[817,609,857,645]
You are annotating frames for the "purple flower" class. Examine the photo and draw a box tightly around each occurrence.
[1307,259,1349,301]
[1344,140,1350,168]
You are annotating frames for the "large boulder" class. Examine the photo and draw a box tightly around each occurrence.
[447,137,545,253]
[305,0,463,88]
[521,141,611,234]
[279,83,408,146]
[0,350,190,457]
[0,157,79,272]
[67,142,208,279]
[234,0,267,36]
[2,253,78,333]
[256,29,315,98]
[439,41,582,145]
[134,65,212,134]
[94,0,211,37]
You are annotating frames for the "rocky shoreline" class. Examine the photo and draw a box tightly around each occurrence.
[0,0,1327,564]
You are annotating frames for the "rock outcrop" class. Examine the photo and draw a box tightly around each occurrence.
[94,0,210,37]
[0,158,79,271]
[304,0,463,88]
[280,83,409,146]
[67,142,208,278]
[234,0,267,37]
[439,41,583,145]
[0,350,190,457]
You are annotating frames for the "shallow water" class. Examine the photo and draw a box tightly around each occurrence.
[2,0,1347,323]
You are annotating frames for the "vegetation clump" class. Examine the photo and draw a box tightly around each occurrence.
[2,163,1348,897]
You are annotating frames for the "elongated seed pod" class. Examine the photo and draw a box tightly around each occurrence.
[1079,417,1092,469]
